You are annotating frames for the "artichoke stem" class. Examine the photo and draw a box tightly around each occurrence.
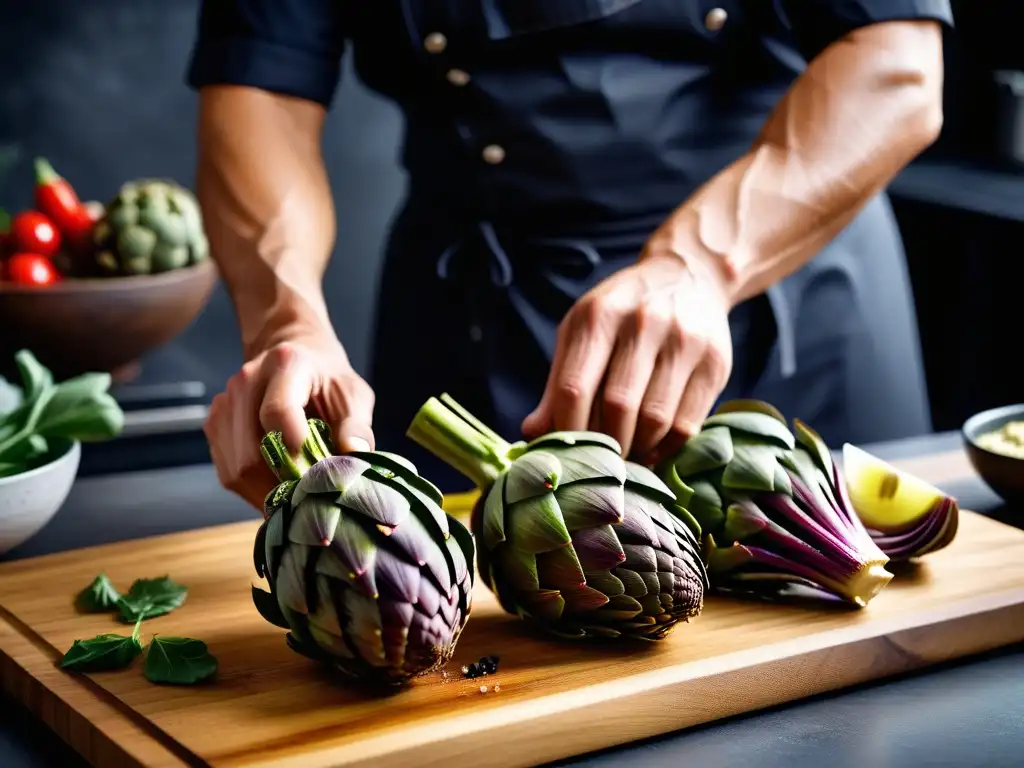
[406,395,512,489]
[260,418,334,482]
[845,562,894,608]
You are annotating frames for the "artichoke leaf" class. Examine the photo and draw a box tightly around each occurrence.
[506,493,572,553]
[251,585,290,629]
[712,399,787,424]
[481,473,507,550]
[293,455,369,506]
[624,461,678,506]
[275,546,310,615]
[347,449,445,507]
[673,426,733,476]
[505,449,562,504]
[340,472,411,529]
[525,430,622,455]
[703,410,796,449]
[721,440,780,492]
[555,480,625,530]
[542,444,628,485]
[288,494,341,546]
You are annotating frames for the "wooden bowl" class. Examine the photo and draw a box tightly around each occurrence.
[962,403,1024,507]
[0,260,218,382]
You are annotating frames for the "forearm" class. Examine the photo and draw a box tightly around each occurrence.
[649,20,945,306]
[196,85,340,359]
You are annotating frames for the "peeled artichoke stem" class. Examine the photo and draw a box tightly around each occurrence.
[260,419,334,482]
[406,394,517,489]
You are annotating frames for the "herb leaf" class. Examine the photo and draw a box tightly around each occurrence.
[117,576,188,622]
[14,349,53,403]
[59,619,143,672]
[33,373,124,442]
[75,573,122,613]
[0,349,124,476]
[143,636,218,685]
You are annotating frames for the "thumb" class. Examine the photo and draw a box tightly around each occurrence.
[259,357,315,455]
[333,415,375,453]
[521,396,552,440]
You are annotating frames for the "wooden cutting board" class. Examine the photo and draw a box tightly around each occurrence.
[2,466,1024,768]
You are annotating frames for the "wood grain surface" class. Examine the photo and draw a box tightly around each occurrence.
[1,450,1023,768]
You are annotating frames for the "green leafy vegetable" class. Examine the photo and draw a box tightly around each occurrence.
[142,636,218,685]
[117,576,188,622]
[59,618,143,672]
[75,573,122,613]
[0,350,124,478]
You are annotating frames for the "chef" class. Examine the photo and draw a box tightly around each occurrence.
[188,1,952,507]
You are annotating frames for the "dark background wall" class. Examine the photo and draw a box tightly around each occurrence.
[1,1,1022,456]
[0,0,407,384]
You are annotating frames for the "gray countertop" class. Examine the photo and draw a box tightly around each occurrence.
[1,432,1022,767]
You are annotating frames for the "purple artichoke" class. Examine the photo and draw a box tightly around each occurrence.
[253,419,475,686]
[406,394,708,641]
[659,400,894,608]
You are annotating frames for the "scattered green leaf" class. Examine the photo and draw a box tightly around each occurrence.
[59,618,143,672]
[143,636,218,685]
[75,573,122,613]
[117,576,188,623]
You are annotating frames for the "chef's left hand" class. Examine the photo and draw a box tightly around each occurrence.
[522,245,734,466]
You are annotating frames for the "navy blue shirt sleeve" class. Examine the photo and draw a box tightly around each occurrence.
[778,0,955,63]
[186,0,348,108]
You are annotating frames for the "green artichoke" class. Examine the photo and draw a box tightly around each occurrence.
[92,178,208,275]
[253,419,476,686]
[658,400,893,608]
[406,394,708,641]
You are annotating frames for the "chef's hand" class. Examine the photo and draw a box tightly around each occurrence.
[204,331,375,511]
[522,249,733,466]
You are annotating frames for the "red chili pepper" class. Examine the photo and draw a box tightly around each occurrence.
[33,157,94,251]
[8,211,62,257]
[4,252,60,286]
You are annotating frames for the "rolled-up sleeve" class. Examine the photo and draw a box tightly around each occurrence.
[186,0,348,108]
[778,0,955,63]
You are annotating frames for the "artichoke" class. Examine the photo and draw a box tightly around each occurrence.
[252,419,476,686]
[659,400,893,608]
[91,178,208,275]
[842,443,959,562]
[406,393,708,641]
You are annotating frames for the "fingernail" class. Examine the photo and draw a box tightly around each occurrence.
[347,437,370,452]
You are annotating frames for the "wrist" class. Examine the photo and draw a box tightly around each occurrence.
[642,223,739,309]
[241,293,337,362]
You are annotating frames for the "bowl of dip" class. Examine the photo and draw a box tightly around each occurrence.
[962,404,1024,506]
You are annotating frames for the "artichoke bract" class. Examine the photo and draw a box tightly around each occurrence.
[842,443,959,562]
[253,419,475,686]
[406,393,708,641]
[659,400,893,608]
[92,178,209,275]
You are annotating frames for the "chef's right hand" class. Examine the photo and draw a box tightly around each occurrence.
[204,333,375,511]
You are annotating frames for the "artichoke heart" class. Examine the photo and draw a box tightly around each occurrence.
[253,419,475,686]
[658,399,894,608]
[842,443,959,562]
[406,393,708,641]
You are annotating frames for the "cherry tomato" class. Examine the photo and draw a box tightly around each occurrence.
[9,211,62,257]
[4,252,60,286]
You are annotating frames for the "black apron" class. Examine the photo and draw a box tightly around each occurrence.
[186,0,954,493]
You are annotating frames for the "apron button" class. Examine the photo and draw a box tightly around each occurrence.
[446,68,471,86]
[424,32,448,54]
[482,144,506,165]
[705,8,728,32]
[469,324,484,342]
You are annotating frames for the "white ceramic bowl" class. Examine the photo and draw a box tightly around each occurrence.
[0,440,81,555]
